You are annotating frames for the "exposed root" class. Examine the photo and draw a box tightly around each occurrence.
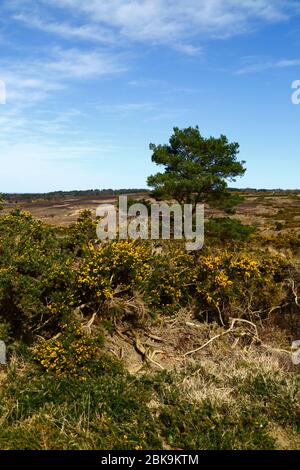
[133,333,165,370]
[184,318,260,357]
[291,280,300,308]
[82,312,97,335]
[114,327,165,370]
[184,317,291,357]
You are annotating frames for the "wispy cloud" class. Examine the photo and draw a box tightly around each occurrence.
[0,73,65,104]
[13,13,116,44]
[7,0,300,53]
[45,0,298,39]
[96,102,157,114]
[128,79,166,88]
[0,43,127,161]
[173,43,203,56]
[236,57,300,74]
[0,47,125,106]
[1,0,300,192]
[45,48,125,78]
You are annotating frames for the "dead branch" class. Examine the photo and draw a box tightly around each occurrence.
[291,280,300,308]
[82,312,97,335]
[184,318,260,356]
[144,332,163,342]
[133,333,165,370]
[114,328,165,370]
[216,304,226,327]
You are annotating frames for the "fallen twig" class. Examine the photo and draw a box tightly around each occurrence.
[184,318,259,356]
[291,280,300,308]
[82,312,97,335]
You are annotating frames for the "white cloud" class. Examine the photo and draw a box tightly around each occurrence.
[277,59,300,67]
[174,43,203,56]
[45,47,125,78]
[7,0,299,53]
[0,46,125,107]
[236,57,300,74]
[128,78,165,88]
[13,13,116,44]
[96,102,156,114]
[44,0,299,41]
[0,73,65,104]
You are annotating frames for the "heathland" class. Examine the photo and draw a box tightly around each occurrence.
[0,189,299,450]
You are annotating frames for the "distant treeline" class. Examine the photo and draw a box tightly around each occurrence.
[229,188,300,194]
[2,187,300,203]
[2,188,149,202]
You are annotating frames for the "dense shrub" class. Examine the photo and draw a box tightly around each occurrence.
[193,251,286,322]
[75,240,153,311]
[0,211,75,339]
[34,321,104,379]
[145,248,194,308]
[66,209,98,254]
[206,217,256,243]
[0,209,293,337]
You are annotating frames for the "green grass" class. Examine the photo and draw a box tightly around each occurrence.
[0,349,299,450]
[237,371,300,432]
[0,354,161,450]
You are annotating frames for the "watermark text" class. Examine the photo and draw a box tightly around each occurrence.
[96,196,204,251]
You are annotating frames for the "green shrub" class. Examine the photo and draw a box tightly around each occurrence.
[206,217,256,243]
[0,211,75,339]
[34,321,105,379]
[67,210,98,255]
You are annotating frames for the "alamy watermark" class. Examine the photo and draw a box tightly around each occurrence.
[0,80,6,104]
[291,80,300,105]
[96,196,204,251]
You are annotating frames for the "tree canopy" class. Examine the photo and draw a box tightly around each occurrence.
[147,126,246,212]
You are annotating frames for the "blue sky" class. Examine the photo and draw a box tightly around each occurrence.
[0,0,300,192]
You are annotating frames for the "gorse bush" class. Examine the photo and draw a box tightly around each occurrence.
[193,252,286,322]
[75,240,153,320]
[0,210,76,340]
[34,321,104,379]
[0,207,299,450]
[77,240,152,293]
[144,247,195,308]
[0,209,294,339]
[67,209,98,255]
